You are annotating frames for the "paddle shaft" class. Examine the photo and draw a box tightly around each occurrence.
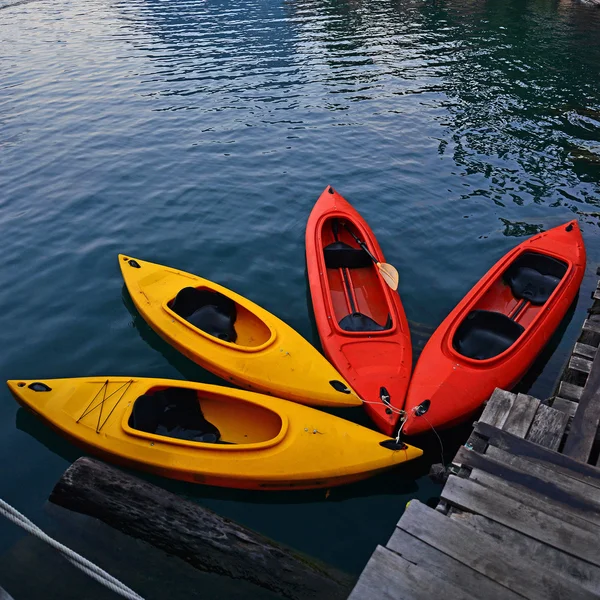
[332,220,358,314]
[344,225,380,265]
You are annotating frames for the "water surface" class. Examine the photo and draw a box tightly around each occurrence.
[1,0,600,597]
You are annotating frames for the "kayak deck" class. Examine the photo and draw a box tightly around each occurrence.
[306,187,412,436]
[8,377,423,490]
[402,221,586,436]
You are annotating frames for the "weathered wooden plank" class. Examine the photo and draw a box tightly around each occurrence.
[593,288,600,301]
[583,318,600,335]
[484,445,600,507]
[387,529,521,600]
[479,388,516,429]
[449,511,600,596]
[474,422,600,488]
[399,500,594,600]
[441,475,600,567]
[526,403,570,450]
[574,342,598,360]
[347,545,472,600]
[563,343,600,463]
[468,467,600,528]
[558,381,584,402]
[569,355,592,374]
[454,448,600,527]
[552,396,578,417]
[502,393,540,438]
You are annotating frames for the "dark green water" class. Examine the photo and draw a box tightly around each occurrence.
[1,0,600,597]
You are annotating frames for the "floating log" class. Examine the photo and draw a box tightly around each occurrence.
[49,458,351,600]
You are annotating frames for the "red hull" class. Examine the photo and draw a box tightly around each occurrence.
[403,221,586,436]
[306,186,412,435]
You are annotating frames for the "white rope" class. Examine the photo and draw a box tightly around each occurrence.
[361,398,406,415]
[0,498,145,600]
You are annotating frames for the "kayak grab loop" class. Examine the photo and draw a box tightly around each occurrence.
[28,382,52,392]
[329,380,351,394]
[77,379,134,433]
[379,439,407,451]
[380,386,393,415]
[414,399,430,416]
[394,411,408,444]
[128,259,141,268]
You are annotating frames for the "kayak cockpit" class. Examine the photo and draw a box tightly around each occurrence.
[126,386,284,446]
[321,217,393,333]
[166,286,273,349]
[451,251,569,361]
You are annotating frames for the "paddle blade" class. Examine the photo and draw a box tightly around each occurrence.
[377,262,399,291]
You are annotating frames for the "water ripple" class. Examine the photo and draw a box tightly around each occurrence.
[2,0,600,593]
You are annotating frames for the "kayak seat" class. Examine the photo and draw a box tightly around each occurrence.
[129,388,221,443]
[170,287,237,343]
[339,312,392,332]
[453,310,524,360]
[324,242,372,270]
[503,252,567,305]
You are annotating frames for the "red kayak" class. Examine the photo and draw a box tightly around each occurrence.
[402,221,586,436]
[306,186,412,435]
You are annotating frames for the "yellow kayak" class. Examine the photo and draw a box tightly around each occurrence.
[119,254,362,408]
[7,377,423,490]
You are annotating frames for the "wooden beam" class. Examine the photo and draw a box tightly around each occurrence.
[502,393,540,438]
[441,475,600,567]
[526,403,570,451]
[552,397,578,418]
[49,458,350,600]
[583,318,600,335]
[479,389,515,429]
[484,446,600,507]
[574,343,598,360]
[448,510,600,596]
[569,355,592,375]
[398,500,594,600]
[558,381,584,402]
[347,545,472,600]
[563,345,600,463]
[474,422,600,488]
[453,448,600,527]
[387,528,522,600]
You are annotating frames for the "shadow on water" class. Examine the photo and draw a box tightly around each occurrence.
[16,404,427,506]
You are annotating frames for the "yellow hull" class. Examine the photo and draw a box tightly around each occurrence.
[7,377,423,490]
[119,254,362,408]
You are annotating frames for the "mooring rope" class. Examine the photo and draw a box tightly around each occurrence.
[0,498,145,600]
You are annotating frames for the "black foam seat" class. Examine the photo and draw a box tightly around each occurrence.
[503,252,567,306]
[129,388,221,443]
[323,242,372,270]
[171,287,237,342]
[453,310,524,360]
[339,312,392,332]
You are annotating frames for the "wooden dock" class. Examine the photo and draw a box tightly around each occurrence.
[349,283,600,599]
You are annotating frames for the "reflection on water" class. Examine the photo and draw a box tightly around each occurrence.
[1,0,600,597]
